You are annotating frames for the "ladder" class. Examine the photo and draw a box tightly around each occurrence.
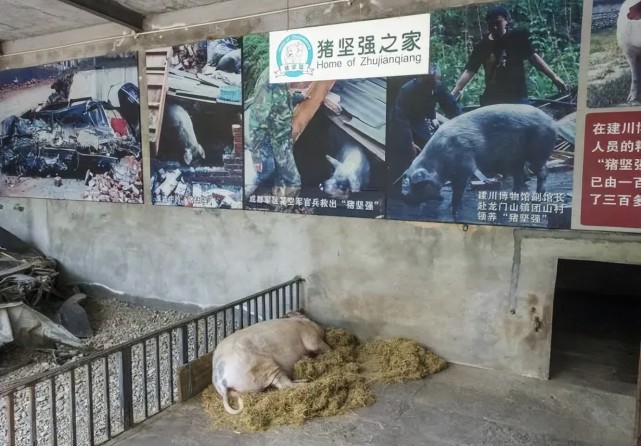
[145,47,172,156]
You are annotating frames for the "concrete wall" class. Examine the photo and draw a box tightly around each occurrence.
[1,0,641,380]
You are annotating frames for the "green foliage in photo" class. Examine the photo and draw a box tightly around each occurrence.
[430,0,583,107]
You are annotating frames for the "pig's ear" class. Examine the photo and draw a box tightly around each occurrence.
[325,155,341,170]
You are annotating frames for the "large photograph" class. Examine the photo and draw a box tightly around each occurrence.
[588,0,641,107]
[386,0,581,228]
[147,39,243,208]
[243,33,386,218]
[0,53,142,203]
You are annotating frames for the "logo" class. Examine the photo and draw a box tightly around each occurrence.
[274,34,314,79]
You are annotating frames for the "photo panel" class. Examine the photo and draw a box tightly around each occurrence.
[147,38,243,208]
[587,0,641,108]
[243,33,386,218]
[0,53,143,203]
[386,0,582,229]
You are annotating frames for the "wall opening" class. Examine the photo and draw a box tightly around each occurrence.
[550,259,641,396]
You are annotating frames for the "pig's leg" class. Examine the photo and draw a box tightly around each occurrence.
[512,165,527,192]
[271,369,306,389]
[626,51,641,102]
[450,174,471,219]
[535,164,549,193]
[450,154,475,218]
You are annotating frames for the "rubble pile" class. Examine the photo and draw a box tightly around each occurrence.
[84,156,143,203]
[0,247,57,308]
[0,227,83,351]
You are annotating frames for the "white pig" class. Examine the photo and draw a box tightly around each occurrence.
[211,311,330,415]
[617,0,641,102]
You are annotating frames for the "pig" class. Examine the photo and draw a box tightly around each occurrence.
[212,311,330,415]
[320,143,371,199]
[401,103,557,218]
[160,103,206,166]
[617,0,641,102]
[216,48,242,74]
[206,39,236,67]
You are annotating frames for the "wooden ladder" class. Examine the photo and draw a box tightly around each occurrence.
[145,47,172,157]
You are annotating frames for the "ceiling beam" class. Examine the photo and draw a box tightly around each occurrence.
[54,0,144,32]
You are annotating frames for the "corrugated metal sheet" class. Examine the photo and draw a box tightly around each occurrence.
[329,78,387,147]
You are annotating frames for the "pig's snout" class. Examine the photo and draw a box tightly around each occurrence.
[401,168,443,204]
[320,179,350,200]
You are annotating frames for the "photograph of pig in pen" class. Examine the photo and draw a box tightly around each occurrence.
[148,39,244,209]
[588,0,641,107]
[0,53,143,203]
[386,0,581,229]
[243,33,386,218]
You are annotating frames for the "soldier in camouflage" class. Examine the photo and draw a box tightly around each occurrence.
[248,67,307,200]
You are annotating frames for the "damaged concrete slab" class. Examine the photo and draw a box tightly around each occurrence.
[104,364,636,446]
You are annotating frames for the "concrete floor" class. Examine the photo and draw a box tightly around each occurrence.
[105,364,637,446]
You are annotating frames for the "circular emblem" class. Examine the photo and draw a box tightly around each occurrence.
[275,34,314,78]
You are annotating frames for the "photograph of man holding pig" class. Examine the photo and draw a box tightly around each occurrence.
[386,0,581,229]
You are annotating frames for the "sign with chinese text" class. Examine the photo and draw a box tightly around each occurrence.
[269,14,430,83]
[580,112,641,229]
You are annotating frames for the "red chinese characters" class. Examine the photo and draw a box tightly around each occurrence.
[581,112,641,228]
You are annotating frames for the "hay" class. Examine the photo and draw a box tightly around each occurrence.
[358,338,448,383]
[201,327,446,433]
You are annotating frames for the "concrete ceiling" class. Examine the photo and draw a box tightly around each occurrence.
[0,0,106,41]
[117,0,232,15]
[0,0,234,41]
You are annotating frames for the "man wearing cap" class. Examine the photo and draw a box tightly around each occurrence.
[387,63,461,191]
[451,4,567,106]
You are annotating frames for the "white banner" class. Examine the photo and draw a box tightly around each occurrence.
[269,14,430,83]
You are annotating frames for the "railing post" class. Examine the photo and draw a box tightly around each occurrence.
[180,325,189,365]
[119,347,134,431]
[7,392,15,446]
[0,278,304,445]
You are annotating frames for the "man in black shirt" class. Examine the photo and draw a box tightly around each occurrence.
[451,5,567,106]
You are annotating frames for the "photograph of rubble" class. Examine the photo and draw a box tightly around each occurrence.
[147,38,244,209]
[243,33,386,218]
[0,52,143,203]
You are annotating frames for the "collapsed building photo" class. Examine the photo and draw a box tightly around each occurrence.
[0,53,143,203]
[147,38,244,209]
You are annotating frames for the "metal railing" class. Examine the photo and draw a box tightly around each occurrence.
[0,276,303,446]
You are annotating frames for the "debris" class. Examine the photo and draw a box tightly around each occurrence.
[84,156,143,203]
[154,168,182,197]
[58,293,93,338]
[0,302,82,349]
[0,227,58,307]
[54,176,62,187]
[231,124,242,157]
[0,227,82,350]
[201,327,447,433]
[43,69,75,107]
[0,84,141,178]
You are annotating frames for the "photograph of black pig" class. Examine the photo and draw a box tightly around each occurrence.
[148,38,244,209]
[386,98,576,229]
[400,104,557,217]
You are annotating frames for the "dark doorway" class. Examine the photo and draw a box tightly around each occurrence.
[550,259,641,396]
